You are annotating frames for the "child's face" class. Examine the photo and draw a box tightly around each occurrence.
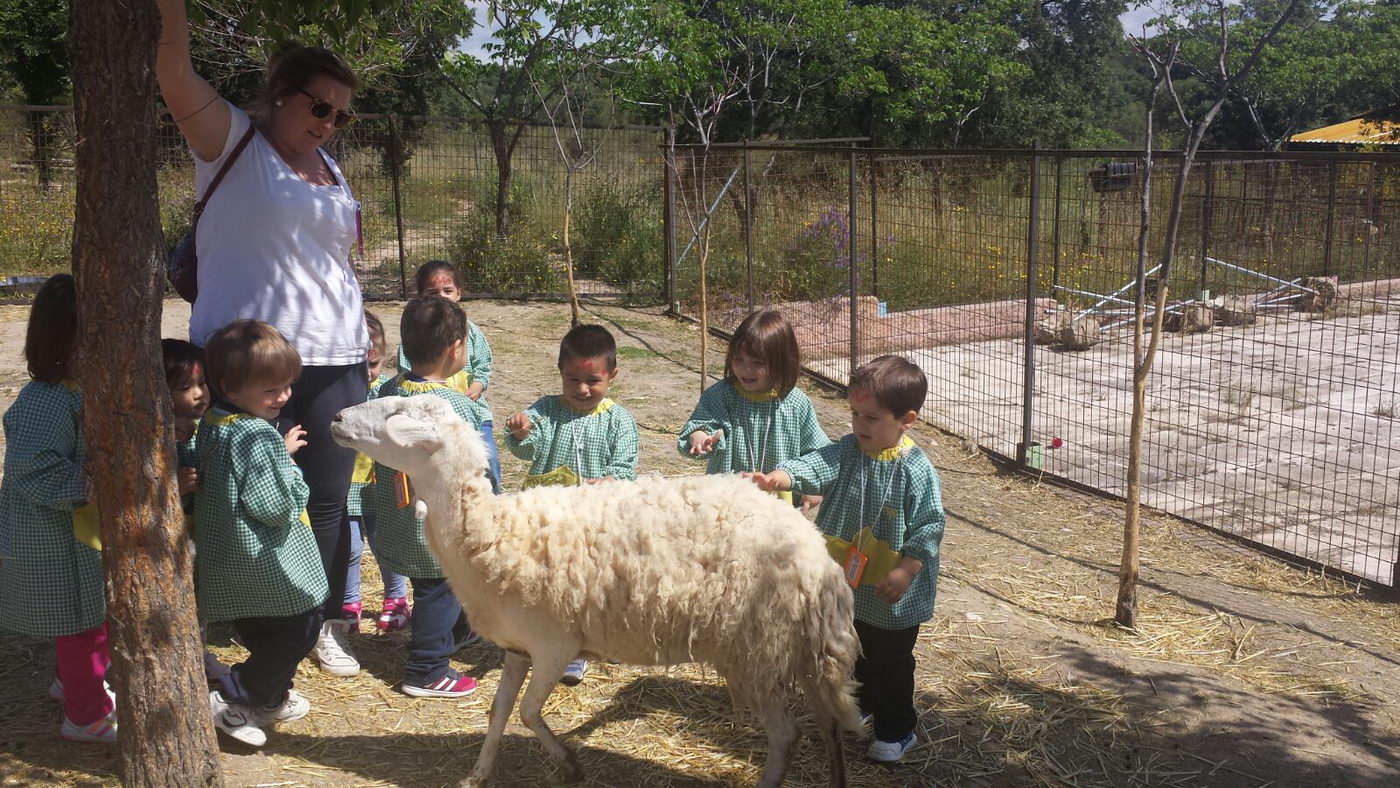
[559,355,617,412]
[224,375,295,421]
[731,350,770,393]
[171,364,210,421]
[422,272,461,302]
[367,340,385,383]
[849,387,915,453]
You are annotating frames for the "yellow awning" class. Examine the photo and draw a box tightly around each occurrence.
[1291,116,1400,146]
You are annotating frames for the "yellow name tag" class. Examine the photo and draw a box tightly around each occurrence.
[523,464,581,489]
[72,502,101,551]
[824,527,901,587]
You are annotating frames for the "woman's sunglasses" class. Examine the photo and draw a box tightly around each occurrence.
[297,88,355,128]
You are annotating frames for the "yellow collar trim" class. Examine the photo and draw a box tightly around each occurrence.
[203,410,252,427]
[863,435,914,461]
[60,380,80,393]
[735,384,781,402]
[563,396,615,416]
[398,376,452,394]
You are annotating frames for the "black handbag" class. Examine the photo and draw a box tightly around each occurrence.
[167,126,256,302]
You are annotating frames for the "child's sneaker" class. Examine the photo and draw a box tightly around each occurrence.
[208,690,266,747]
[401,671,478,698]
[560,658,588,686]
[60,710,118,744]
[376,597,410,632]
[341,601,363,634]
[867,732,919,763]
[313,619,360,676]
[48,677,116,707]
[252,689,310,727]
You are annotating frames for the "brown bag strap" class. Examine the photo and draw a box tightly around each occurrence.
[191,125,256,224]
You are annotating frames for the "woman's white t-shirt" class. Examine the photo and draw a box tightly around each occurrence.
[188,103,368,366]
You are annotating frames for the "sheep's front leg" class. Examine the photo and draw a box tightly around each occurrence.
[517,650,583,783]
[460,651,529,788]
[757,711,799,787]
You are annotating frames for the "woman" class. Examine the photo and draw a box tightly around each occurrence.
[156,0,367,678]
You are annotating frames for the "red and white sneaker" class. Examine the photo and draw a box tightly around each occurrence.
[401,671,477,698]
[376,597,410,632]
[342,601,363,634]
[60,709,118,744]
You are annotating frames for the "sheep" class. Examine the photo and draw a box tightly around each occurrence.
[330,395,863,788]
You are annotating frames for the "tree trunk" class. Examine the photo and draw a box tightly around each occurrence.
[26,110,52,191]
[563,167,581,326]
[490,121,513,239]
[69,0,223,783]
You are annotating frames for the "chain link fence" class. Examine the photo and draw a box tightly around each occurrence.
[668,143,1400,589]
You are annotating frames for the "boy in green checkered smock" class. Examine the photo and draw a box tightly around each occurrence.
[366,297,488,700]
[0,275,116,745]
[194,320,328,749]
[504,323,639,684]
[679,309,830,505]
[395,260,502,492]
[750,355,944,765]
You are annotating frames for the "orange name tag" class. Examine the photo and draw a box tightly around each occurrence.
[394,471,414,509]
[842,545,868,589]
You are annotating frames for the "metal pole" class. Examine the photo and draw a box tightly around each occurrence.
[848,146,860,380]
[870,155,879,299]
[388,116,408,299]
[663,127,677,314]
[1363,160,1376,274]
[743,142,754,313]
[1051,155,1063,291]
[1019,150,1042,469]
[1200,160,1213,297]
[1323,157,1338,276]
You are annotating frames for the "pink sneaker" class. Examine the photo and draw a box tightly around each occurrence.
[377,597,410,632]
[342,601,363,634]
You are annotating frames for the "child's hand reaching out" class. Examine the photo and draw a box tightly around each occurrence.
[506,411,532,440]
[688,429,723,456]
[284,424,307,456]
[744,469,791,493]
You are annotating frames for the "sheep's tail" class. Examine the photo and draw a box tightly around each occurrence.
[805,568,864,737]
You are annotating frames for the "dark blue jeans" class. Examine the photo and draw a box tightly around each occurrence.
[221,607,324,708]
[404,577,463,686]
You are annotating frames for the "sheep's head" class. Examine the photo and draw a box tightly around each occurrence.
[331,395,488,479]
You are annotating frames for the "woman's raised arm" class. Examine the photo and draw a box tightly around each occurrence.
[155,0,231,162]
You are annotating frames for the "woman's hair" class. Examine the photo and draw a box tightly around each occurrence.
[258,41,360,112]
[204,319,302,397]
[400,297,466,366]
[364,309,386,351]
[25,274,78,384]
[725,309,800,396]
[161,339,205,390]
[414,260,460,295]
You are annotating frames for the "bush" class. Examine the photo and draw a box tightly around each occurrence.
[773,206,861,301]
[448,225,562,295]
[572,184,663,292]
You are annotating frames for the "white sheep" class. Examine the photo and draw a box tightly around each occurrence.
[331,395,863,787]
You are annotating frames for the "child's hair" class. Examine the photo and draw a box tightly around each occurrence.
[25,273,78,383]
[849,355,927,417]
[161,339,205,389]
[413,260,460,295]
[204,319,302,396]
[400,296,466,366]
[558,324,617,370]
[726,309,800,396]
[364,309,386,350]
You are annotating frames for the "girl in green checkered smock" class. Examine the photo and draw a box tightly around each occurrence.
[678,309,830,502]
[0,274,116,743]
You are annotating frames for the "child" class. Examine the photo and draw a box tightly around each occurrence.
[679,309,830,504]
[160,338,229,686]
[343,310,411,633]
[0,274,115,744]
[368,297,487,698]
[749,355,944,763]
[397,260,502,492]
[195,320,328,748]
[504,323,639,684]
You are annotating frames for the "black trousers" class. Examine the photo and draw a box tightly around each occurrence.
[404,577,463,686]
[278,362,367,620]
[854,619,920,743]
[221,607,324,708]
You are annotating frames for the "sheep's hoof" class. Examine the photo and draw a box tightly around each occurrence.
[555,751,583,784]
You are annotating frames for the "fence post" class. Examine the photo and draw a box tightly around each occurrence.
[1323,157,1338,276]
[1051,155,1062,291]
[387,116,409,299]
[848,145,860,380]
[870,154,879,299]
[1200,159,1214,297]
[663,127,677,314]
[744,141,754,313]
[1019,150,1042,469]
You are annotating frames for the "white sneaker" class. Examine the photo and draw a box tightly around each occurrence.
[252,689,310,726]
[560,658,588,687]
[314,619,360,677]
[867,732,919,763]
[208,690,266,747]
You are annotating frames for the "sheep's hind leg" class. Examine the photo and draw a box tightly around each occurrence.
[757,711,799,787]
[460,650,530,788]
[517,650,583,783]
[815,712,847,788]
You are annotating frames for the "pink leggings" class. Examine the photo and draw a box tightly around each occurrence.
[55,623,112,725]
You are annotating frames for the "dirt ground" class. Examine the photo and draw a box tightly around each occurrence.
[1,298,1398,787]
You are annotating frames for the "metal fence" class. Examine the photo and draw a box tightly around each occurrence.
[667,143,1400,589]
[0,105,664,301]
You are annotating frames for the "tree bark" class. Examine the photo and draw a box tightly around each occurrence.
[563,167,581,326]
[70,0,223,783]
[490,121,516,238]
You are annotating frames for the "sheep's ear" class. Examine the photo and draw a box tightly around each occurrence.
[385,413,445,453]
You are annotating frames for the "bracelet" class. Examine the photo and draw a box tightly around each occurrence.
[172,94,220,124]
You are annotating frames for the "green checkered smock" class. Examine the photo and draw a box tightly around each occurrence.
[193,407,327,622]
[0,381,103,637]
[347,373,393,518]
[504,395,639,484]
[395,320,495,423]
[678,380,831,474]
[779,435,945,630]
[367,376,486,578]
[178,433,198,514]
